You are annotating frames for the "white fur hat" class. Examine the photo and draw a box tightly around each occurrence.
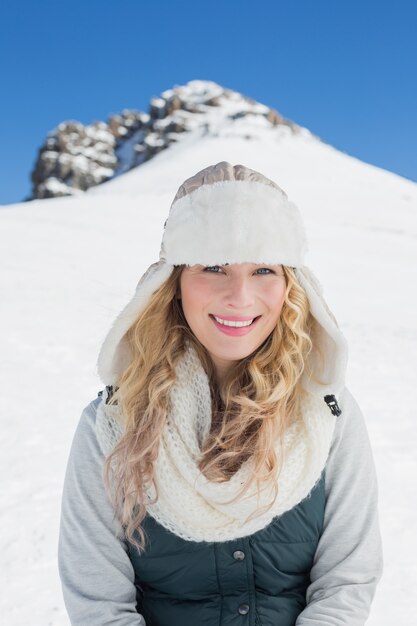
[97,161,348,405]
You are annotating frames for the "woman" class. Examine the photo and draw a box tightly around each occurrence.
[58,161,383,625]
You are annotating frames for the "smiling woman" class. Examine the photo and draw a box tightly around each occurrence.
[58,161,383,626]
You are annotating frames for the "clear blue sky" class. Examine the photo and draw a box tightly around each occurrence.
[1,0,416,205]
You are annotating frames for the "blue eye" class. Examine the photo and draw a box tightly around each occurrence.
[203,266,222,272]
[203,266,275,274]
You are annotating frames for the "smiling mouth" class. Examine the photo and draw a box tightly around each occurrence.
[209,314,262,327]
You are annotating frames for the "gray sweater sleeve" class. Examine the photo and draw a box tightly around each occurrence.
[295,386,384,625]
[58,396,146,626]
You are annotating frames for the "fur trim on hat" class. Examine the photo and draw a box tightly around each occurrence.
[160,180,308,267]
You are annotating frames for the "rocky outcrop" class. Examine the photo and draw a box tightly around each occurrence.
[30,80,304,199]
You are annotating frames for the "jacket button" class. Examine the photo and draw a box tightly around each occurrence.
[238,603,250,615]
[233,550,245,560]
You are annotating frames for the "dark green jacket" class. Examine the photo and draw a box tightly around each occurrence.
[127,471,326,626]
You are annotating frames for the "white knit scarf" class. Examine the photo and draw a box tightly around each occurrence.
[95,342,337,542]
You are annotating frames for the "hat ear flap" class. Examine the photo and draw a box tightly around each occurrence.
[97,260,175,385]
[294,266,348,397]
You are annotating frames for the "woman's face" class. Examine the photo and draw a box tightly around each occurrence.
[179,263,287,381]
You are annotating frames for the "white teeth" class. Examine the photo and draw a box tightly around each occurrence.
[213,316,255,327]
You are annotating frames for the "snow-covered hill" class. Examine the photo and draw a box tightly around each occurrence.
[1,89,416,624]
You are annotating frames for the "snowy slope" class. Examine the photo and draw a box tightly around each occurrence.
[1,116,416,624]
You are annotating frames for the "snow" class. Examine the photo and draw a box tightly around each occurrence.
[85,126,115,144]
[39,176,72,195]
[91,165,114,180]
[71,154,89,172]
[177,78,224,104]
[160,88,175,99]
[57,153,71,165]
[41,150,59,163]
[144,133,166,148]
[1,117,416,625]
[150,97,166,109]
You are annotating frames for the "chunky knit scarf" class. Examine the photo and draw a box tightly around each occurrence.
[95,342,337,542]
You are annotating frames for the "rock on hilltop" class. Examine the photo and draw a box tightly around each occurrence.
[30,80,306,199]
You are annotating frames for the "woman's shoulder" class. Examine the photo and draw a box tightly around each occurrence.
[333,386,368,434]
[325,385,376,467]
[74,393,103,440]
[67,394,103,462]
[338,385,362,411]
[70,390,122,464]
[81,393,102,423]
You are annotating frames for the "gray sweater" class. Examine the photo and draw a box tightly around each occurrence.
[58,387,383,625]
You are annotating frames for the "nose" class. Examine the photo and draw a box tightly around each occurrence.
[223,276,256,309]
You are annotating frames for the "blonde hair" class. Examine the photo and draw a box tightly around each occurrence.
[103,265,321,554]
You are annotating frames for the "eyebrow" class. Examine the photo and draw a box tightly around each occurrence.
[198,263,281,269]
